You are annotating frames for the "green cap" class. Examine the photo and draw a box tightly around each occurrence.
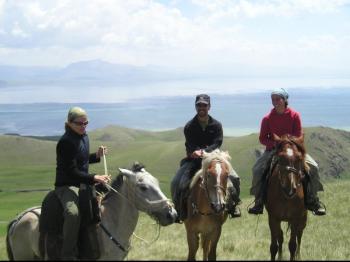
[67,107,88,122]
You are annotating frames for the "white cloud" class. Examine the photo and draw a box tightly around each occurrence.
[11,22,29,38]
[191,0,350,18]
[0,0,348,73]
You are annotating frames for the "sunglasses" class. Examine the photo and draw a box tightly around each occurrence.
[72,121,89,127]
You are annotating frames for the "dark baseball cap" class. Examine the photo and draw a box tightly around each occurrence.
[195,94,210,105]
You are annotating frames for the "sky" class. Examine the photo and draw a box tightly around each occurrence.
[0,0,350,103]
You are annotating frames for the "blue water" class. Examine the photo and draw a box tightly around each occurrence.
[0,88,349,136]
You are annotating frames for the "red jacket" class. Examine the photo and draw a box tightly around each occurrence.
[259,107,302,150]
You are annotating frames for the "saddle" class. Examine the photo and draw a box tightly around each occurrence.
[39,185,103,260]
[261,155,279,203]
[177,158,202,221]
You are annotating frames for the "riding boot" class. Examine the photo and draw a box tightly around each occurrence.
[248,197,264,215]
[226,176,242,218]
[248,178,266,215]
[178,190,188,222]
[173,192,183,223]
[304,177,326,216]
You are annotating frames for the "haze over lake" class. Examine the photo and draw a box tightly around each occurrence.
[1,87,349,137]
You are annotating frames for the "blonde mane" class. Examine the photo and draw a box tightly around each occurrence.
[190,149,232,189]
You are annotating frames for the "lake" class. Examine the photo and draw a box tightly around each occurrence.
[0,87,349,136]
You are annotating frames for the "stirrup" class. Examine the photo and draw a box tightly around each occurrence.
[311,201,326,216]
[229,206,241,218]
[247,200,263,215]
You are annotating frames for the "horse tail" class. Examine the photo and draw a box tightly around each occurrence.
[6,219,16,261]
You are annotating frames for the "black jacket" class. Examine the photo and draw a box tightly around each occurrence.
[55,127,100,187]
[184,115,223,157]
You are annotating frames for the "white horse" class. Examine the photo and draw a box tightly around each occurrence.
[6,164,178,260]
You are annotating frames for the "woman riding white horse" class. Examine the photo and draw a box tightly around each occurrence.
[6,164,178,260]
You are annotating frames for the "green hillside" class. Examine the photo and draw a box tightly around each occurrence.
[0,125,350,260]
[1,126,349,194]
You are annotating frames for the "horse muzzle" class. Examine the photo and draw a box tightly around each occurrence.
[211,202,226,213]
[152,204,178,226]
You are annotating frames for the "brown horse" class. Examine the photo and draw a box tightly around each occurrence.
[184,149,232,261]
[265,134,308,261]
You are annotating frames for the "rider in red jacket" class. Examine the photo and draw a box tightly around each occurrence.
[248,88,326,216]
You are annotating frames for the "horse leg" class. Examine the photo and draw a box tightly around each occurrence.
[277,225,283,261]
[207,227,222,261]
[268,216,281,261]
[186,228,199,261]
[202,234,210,261]
[295,219,306,260]
[295,229,303,261]
[288,223,298,261]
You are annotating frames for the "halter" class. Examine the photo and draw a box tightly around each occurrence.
[100,172,173,252]
[275,152,305,200]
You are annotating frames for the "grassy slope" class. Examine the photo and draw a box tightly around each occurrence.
[1,180,348,260]
[125,180,350,260]
[0,126,350,260]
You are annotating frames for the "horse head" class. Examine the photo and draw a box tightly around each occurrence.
[200,150,231,213]
[115,163,177,226]
[272,134,306,199]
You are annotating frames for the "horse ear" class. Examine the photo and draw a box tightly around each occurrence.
[222,150,231,161]
[118,168,134,178]
[272,133,281,142]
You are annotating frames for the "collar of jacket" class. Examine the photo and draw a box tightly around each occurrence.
[65,126,87,139]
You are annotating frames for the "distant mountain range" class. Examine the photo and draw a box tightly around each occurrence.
[0,59,198,87]
[1,59,349,88]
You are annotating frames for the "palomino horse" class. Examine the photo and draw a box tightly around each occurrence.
[265,134,308,261]
[6,163,177,260]
[184,149,233,261]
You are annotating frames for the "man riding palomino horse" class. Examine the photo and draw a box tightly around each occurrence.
[248,88,326,216]
[171,94,241,223]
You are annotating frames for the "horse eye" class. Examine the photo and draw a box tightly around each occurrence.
[139,184,148,191]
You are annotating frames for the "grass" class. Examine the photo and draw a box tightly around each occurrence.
[1,126,350,260]
[1,180,349,260]
[126,180,349,260]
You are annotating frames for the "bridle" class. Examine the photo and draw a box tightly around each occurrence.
[100,172,173,252]
[274,147,305,200]
[192,158,227,216]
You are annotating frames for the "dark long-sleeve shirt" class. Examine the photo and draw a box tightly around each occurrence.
[55,127,100,187]
[184,115,223,157]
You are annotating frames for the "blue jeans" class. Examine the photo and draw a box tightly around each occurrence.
[171,159,200,210]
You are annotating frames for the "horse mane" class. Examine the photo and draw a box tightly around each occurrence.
[190,149,233,189]
[102,175,123,201]
[131,162,145,172]
[276,134,309,171]
[102,162,146,202]
[276,134,306,157]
